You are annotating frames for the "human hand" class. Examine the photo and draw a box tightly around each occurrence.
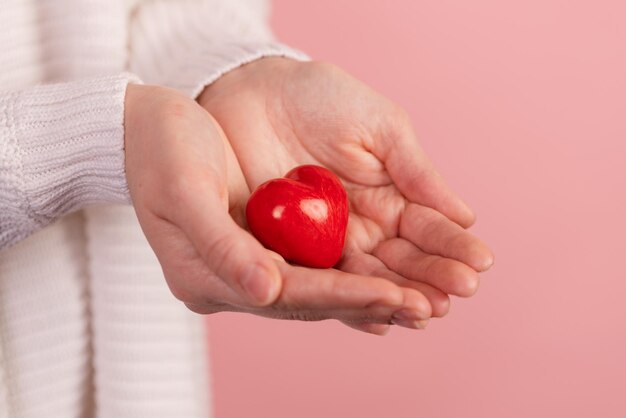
[198,58,494,333]
[123,84,429,334]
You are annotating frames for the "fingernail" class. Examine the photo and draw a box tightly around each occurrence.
[366,325,391,336]
[392,309,420,321]
[482,254,495,271]
[472,250,495,272]
[378,326,392,336]
[241,264,279,305]
[391,318,429,330]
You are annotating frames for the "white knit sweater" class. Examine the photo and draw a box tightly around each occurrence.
[0,1,305,417]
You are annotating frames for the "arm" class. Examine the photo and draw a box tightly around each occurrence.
[0,74,137,249]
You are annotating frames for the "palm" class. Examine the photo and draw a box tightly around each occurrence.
[200,58,493,317]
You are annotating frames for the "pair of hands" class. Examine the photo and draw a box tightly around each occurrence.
[124,58,493,335]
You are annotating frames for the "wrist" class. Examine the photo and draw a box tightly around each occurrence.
[197,57,300,108]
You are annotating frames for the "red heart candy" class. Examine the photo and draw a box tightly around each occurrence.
[245,165,349,268]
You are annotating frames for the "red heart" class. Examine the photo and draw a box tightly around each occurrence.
[246,165,349,268]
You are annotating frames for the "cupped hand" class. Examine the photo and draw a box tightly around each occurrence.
[198,58,494,332]
[123,84,428,335]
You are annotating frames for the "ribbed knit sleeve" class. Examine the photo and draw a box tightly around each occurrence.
[0,73,139,249]
[129,0,309,98]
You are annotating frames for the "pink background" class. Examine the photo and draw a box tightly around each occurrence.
[206,1,626,417]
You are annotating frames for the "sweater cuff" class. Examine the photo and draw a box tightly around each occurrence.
[128,0,309,99]
[171,42,310,99]
[0,74,139,247]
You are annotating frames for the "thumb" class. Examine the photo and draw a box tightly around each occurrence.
[124,86,279,306]
[162,109,281,306]
[174,181,282,306]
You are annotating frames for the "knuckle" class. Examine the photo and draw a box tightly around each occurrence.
[373,238,399,261]
[201,234,241,279]
[399,205,420,237]
[423,255,445,279]
[450,231,470,250]
[423,215,448,247]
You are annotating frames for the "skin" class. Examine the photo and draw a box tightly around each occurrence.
[125,58,494,336]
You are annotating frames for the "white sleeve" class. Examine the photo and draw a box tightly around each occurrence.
[0,73,139,249]
[128,0,309,98]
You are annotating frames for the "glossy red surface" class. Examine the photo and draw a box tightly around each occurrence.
[245,165,349,268]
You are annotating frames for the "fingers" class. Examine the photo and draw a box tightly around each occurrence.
[399,203,494,272]
[402,281,450,318]
[340,251,449,317]
[150,215,436,326]
[244,261,428,325]
[375,238,480,297]
[147,215,392,325]
[338,252,433,322]
[273,262,404,311]
[377,116,476,228]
